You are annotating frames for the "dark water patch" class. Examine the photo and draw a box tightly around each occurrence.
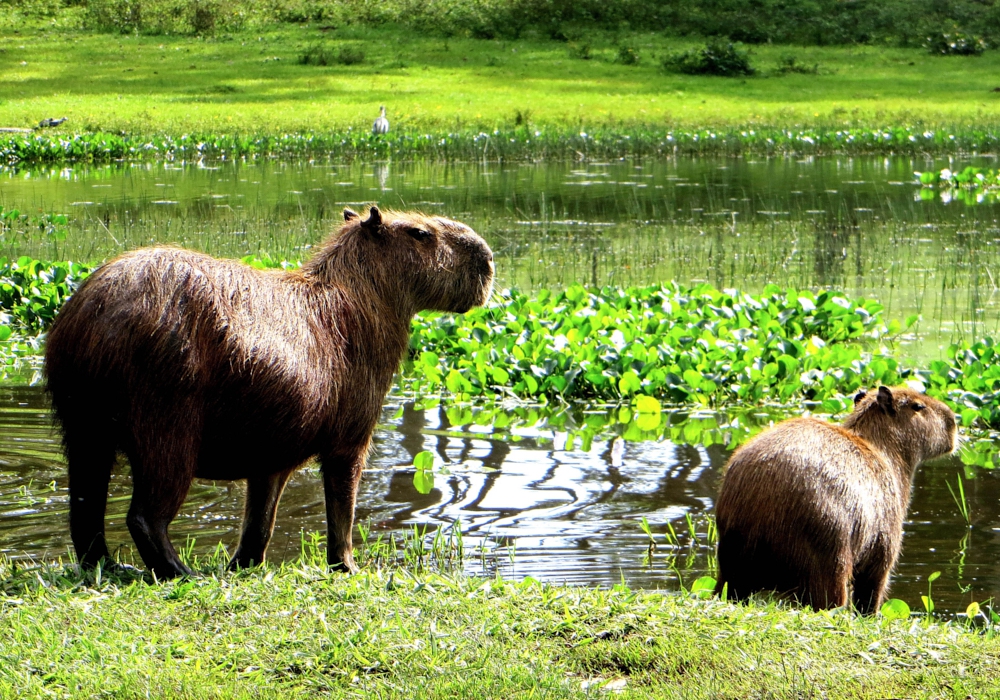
[2,385,998,615]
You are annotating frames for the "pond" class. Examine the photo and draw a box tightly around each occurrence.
[2,155,1000,614]
[3,155,1000,362]
[2,384,999,615]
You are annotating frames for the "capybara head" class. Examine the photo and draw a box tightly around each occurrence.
[319,205,494,315]
[844,385,958,465]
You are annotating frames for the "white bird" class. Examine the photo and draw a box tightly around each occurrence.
[372,105,389,135]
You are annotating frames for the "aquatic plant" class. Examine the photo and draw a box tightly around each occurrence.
[915,166,1000,204]
[4,125,1000,168]
[407,282,903,407]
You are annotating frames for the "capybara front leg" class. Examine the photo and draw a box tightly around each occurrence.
[67,434,116,569]
[321,453,364,574]
[125,450,197,580]
[230,468,295,570]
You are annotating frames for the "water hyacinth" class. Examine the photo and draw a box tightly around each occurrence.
[914,165,1000,204]
[1,125,997,166]
[406,283,904,408]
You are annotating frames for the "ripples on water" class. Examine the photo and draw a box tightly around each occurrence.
[2,385,998,614]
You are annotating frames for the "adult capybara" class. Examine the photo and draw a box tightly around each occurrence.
[45,206,494,579]
[714,386,957,613]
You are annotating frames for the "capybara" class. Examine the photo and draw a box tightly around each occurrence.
[45,206,494,579]
[714,386,957,612]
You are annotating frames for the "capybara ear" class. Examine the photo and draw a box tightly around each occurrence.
[343,208,359,221]
[876,386,896,416]
[854,389,867,404]
[361,205,383,233]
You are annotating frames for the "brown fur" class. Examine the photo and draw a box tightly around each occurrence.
[45,206,494,579]
[714,386,957,612]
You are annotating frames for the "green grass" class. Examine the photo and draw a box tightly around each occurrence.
[1,552,998,699]
[1,24,1000,149]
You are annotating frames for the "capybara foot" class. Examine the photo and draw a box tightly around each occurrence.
[329,552,359,574]
[227,554,264,572]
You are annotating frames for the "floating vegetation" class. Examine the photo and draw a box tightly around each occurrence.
[407,282,903,407]
[915,165,1000,204]
[3,125,1000,167]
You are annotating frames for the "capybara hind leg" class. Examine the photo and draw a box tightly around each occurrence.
[230,468,295,569]
[805,555,851,610]
[321,453,364,574]
[853,546,895,615]
[67,435,116,568]
[125,448,197,579]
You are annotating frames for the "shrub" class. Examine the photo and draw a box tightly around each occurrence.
[616,43,640,65]
[924,31,988,55]
[774,54,819,75]
[662,41,755,77]
[335,45,364,65]
[568,41,592,60]
[297,43,333,65]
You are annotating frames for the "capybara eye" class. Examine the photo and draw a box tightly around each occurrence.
[407,227,431,241]
[912,403,926,412]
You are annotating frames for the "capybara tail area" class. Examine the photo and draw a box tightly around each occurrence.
[716,530,847,607]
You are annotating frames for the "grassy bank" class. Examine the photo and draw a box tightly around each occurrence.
[1,554,998,699]
[2,24,1000,161]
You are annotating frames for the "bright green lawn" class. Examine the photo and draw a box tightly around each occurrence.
[1,556,998,699]
[1,24,1000,135]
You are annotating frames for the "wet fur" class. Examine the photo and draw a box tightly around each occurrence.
[45,206,494,579]
[714,386,957,613]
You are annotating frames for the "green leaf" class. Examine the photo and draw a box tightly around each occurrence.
[690,576,717,599]
[927,571,941,583]
[618,370,641,395]
[413,451,435,470]
[880,598,911,621]
[413,469,435,495]
[633,395,661,413]
[0,326,11,342]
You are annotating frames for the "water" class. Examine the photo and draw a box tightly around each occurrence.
[3,155,1000,613]
[3,155,1000,361]
[2,385,998,614]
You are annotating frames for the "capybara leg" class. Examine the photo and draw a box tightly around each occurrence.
[853,545,895,615]
[321,453,364,574]
[230,468,295,570]
[67,434,116,569]
[805,551,851,610]
[125,448,197,580]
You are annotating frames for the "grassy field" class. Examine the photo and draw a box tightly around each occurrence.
[1,24,1000,137]
[1,553,998,699]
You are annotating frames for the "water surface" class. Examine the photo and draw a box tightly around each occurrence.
[4,155,1000,361]
[2,385,998,615]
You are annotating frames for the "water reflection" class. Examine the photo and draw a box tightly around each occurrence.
[2,384,998,614]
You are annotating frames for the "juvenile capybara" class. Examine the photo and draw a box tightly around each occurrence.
[45,206,494,579]
[714,386,957,612]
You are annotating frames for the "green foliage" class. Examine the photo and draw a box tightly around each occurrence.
[615,42,640,65]
[915,166,1000,204]
[0,256,90,332]
[924,31,988,56]
[85,0,247,35]
[880,598,911,621]
[663,41,756,77]
[11,0,1000,46]
[8,125,1000,167]
[407,282,898,405]
[774,53,819,75]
